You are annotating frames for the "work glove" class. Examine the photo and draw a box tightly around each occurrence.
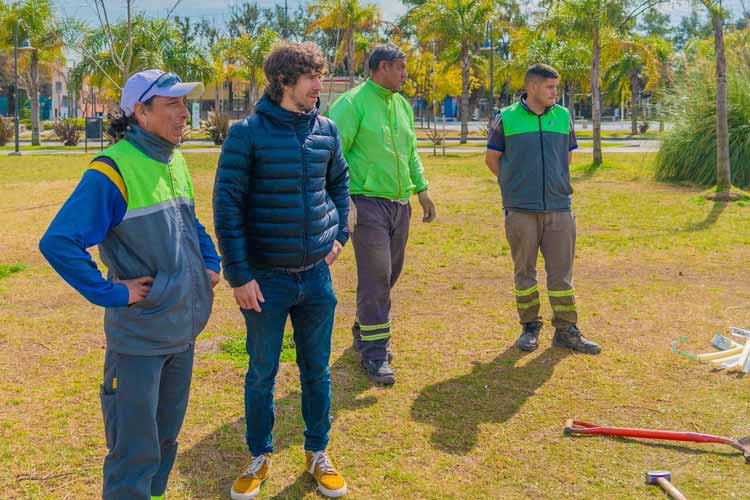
[418,189,436,223]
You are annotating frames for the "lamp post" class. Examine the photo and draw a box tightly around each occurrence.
[480,20,495,123]
[11,19,33,156]
[431,40,437,157]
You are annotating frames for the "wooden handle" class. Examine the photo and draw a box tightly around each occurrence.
[657,477,688,500]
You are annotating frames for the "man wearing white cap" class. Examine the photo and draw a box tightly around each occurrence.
[40,69,220,500]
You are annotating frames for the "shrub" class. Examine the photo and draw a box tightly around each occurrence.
[0,116,15,146]
[202,111,230,145]
[656,65,750,187]
[53,119,81,146]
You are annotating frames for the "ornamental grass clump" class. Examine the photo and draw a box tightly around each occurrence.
[656,65,750,187]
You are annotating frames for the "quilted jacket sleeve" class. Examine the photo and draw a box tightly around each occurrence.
[326,119,350,245]
[213,119,254,288]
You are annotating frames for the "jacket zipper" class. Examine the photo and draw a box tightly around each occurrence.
[167,159,196,333]
[537,115,547,210]
[297,125,308,268]
[387,98,403,199]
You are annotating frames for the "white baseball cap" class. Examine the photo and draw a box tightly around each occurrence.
[120,69,205,117]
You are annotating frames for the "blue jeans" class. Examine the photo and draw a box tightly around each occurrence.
[241,261,337,455]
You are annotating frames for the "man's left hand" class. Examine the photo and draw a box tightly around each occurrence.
[206,269,220,288]
[418,190,437,223]
[325,240,344,266]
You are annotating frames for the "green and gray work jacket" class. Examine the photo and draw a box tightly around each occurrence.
[487,95,578,211]
[97,139,214,354]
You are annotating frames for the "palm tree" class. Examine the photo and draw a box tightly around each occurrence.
[1,0,64,146]
[701,0,732,198]
[412,0,492,144]
[67,15,212,112]
[603,38,661,135]
[307,0,381,88]
[226,28,278,112]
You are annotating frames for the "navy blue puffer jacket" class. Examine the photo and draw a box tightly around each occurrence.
[213,94,350,287]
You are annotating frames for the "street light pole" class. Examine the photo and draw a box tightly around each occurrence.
[11,19,33,156]
[431,40,437,157]
[489,27,494,120]
[12,18,21,156]
[481,20,495,123]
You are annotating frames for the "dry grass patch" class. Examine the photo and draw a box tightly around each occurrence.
[2,152,750,498]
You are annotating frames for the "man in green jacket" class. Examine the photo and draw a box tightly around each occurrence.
[328,42,436,385]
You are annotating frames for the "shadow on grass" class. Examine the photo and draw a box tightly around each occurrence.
[268,473,316,499]
[178,347,375,497]
[681,201,727,232]
[567,434,743,461]
[411,346,571,455]
[571,161,607,182]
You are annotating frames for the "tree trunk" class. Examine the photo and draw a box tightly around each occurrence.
[30,50,40,146]
[591,26,602,165]
[567,82,576,121]
[347,27,354,89]
[249,75,258,113]
[125,0,132,81]
[630,72,639,135]
[460,47,470,144]
[711,8,731,193]
[214,81,221,113]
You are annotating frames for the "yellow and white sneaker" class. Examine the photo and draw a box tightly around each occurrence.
[230,454,271,500]
[305,450,347,498]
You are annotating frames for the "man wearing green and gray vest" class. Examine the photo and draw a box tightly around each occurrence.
[40,70,220,499]
[485,64,600,355]
[328,43,436,385]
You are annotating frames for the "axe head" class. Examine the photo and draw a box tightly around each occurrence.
[644,471,671,485]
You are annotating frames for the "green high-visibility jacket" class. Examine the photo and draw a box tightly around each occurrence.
[328,79,428,201]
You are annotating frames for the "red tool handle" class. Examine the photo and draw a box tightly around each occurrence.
[565,419,745,452]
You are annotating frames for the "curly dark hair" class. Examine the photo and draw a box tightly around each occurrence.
[263,42,327,103]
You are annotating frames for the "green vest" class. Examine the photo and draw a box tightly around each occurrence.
[105,139,195,216]
[498,101,573,211]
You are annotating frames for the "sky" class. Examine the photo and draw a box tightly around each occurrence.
[53,0,747,27]
[54,0,407,24]
[53,0,748,33]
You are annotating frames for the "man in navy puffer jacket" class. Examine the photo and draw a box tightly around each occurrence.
[213,41,350,499]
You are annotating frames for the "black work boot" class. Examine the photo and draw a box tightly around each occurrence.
[361,358,395,385]
[553,325,601,355]
[516,321,543,351]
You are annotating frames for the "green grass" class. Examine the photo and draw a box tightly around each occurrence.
[416,140,633,149]
[219,329,297,366]
[3,150,750,499]
[0,264,24,280]
[575,129,662,139]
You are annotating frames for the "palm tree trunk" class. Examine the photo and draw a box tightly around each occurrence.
[711,7,731,194]
[249,75,258,113]
[214,82,221,113]
[591,26,602,165]
[630,72,639,135]
[460,47,470,144]
[567,82,576,121]
[347,28,355,89]
[30,50,40,146]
